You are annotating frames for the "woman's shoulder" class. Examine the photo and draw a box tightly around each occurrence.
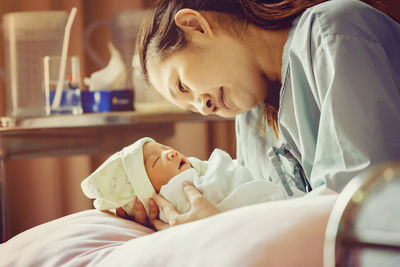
[300,0,396,41]
[310,0,377,17]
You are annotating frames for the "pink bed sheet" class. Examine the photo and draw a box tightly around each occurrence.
[0,195,337,267]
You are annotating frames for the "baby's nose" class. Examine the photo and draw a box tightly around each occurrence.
[166,150,177,160]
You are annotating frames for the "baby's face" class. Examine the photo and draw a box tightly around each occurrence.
[143,142,192,192]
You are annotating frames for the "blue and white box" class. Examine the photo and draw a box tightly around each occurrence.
[80,89,134,113]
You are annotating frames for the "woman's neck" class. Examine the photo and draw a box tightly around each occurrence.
[245,25,290,83]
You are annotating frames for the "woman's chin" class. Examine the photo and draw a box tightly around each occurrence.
[216,107,246,118]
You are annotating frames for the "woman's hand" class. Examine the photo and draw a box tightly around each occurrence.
[116,197,159,228]
[150,181,220,231]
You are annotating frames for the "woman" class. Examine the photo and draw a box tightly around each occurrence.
[123,0,400,230]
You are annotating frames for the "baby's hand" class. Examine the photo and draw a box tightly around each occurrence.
[150,181,220,231]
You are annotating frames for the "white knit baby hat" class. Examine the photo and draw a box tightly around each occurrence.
[81,137,156,216]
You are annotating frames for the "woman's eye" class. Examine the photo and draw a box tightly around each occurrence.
[178,81,188,93]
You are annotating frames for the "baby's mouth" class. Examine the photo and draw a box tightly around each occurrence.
[178,159,186,169]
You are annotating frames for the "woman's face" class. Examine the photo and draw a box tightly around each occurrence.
[143,142,191,192]
[147,29,268,118]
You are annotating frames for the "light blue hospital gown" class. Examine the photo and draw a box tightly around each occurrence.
[236,0,400,194]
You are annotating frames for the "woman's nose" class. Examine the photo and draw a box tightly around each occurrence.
[197,94,215,115]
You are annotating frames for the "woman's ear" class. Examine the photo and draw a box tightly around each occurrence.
[174,8,213,37]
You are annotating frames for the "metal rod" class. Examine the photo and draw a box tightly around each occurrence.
[342,236,400,252]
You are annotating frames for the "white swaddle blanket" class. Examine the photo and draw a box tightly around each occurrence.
[81,138,304,223]
[159,149,297,222]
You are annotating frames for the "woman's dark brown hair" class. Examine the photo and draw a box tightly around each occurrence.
[134,0,387,137]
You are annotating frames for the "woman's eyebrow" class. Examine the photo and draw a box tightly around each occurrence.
[168,86,176,98]
[167,73,177,98]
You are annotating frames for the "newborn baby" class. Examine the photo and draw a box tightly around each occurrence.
[81,137,303,222]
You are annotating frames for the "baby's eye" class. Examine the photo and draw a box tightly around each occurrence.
[178,80,189,93]
[152,156,160,168]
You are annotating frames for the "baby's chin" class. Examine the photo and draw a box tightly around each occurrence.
[178,163,192,174]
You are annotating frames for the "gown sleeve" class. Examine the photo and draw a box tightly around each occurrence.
[309,34,400,191]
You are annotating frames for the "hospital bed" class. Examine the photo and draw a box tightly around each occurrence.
[324,161,400,266]
[0,161,398,266]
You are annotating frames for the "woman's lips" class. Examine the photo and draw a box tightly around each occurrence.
[218,87,230,110]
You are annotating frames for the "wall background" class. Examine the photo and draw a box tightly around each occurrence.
[0,0,398,239]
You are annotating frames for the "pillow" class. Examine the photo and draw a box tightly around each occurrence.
[0,210,153,267]
[0,195,337,267]
[99,195,337,267]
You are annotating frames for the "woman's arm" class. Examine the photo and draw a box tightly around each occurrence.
[151,181,220,230]
[116,181,220,230]
[304,17,400,192]
[116,197,159,227]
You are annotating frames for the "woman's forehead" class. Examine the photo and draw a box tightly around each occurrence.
[147,55,168,88]
[147,53,179,102]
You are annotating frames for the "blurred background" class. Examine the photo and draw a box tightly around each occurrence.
[0,0,398,239]
[0,0,235,239]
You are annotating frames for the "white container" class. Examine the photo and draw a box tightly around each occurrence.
[2,11,68,116]
[84,9,165,103]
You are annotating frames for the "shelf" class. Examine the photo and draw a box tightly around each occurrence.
[0,102,223,130]
[0,102,229,160]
